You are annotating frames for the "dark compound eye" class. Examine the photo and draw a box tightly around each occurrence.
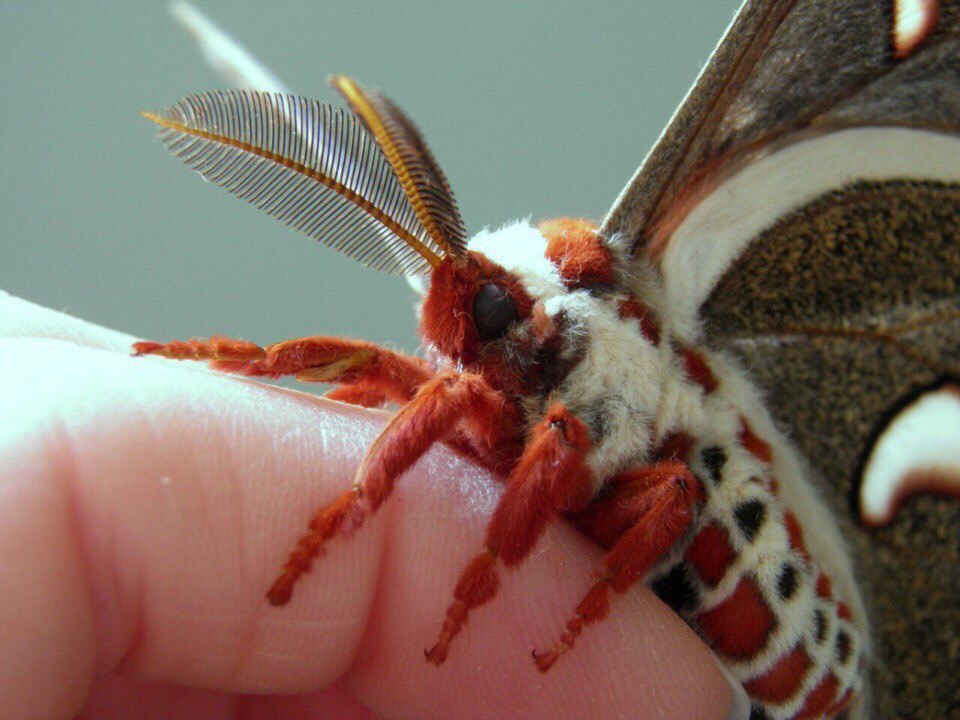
[472,282,517,339]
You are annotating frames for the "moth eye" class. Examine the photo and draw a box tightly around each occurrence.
[472,282,517,339]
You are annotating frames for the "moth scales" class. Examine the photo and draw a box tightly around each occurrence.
[136,2,960,719]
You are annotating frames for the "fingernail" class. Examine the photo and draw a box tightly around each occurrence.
[713,655,751,720]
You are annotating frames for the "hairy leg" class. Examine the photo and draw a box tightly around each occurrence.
[134,335,433,404]
[267,373,522,605]
[425,403,594,665]
[324,382,390,408]
[133,336,265,362]
[534,461,702,671]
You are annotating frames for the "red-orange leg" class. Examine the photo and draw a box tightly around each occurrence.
[425,403,593,665]
[266,372,522,605]
[323,383,389,408]
[133,335,265,362]
[533,461,701,671]
[133,335,433,404]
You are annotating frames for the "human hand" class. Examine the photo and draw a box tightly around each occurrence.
[0,291,747,720]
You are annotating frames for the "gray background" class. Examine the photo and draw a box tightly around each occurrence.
[1,0,740,355]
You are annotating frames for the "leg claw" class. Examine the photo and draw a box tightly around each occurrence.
[424,644,448,666]
[532,647,562,673]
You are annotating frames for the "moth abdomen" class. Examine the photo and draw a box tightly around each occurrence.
[671,426,866,719]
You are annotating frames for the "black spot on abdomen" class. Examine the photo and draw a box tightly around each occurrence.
[814,609,827,644]
[652,564,700,614]
[701,446,726,483]
[836,630,852,665]
[734,499,766,542]
[777,563,799,601]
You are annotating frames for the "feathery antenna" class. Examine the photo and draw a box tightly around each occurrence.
[143,91,446,274]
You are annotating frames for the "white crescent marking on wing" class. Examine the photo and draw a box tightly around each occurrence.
[660,127,960,339]
[860,384,960,526]
[893,0,940,59]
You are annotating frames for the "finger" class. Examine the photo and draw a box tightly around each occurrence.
[0,404,97,720]
[0,338,734,720]
[0,291,135,352]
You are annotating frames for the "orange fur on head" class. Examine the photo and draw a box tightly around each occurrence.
[541,217,615,289]
[419,252,534,366]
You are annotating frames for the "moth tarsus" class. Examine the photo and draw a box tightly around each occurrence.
[138,1,960,718]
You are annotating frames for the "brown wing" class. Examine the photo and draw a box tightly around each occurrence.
[602,0,960,254]
[601,3,960,717]
[600,0,960,491]
[701,179,960,488]
[698,179,960,720]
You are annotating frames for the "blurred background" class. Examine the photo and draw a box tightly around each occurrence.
[1,0,739,355]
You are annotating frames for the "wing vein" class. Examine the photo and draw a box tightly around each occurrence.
[729,302,960,375]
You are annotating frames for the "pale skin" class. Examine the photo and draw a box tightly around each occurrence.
[0,291,737,720]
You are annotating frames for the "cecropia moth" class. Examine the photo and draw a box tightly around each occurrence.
[136,2,960,718]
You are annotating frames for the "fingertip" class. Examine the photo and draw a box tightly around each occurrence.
[0,329,741,720]
[713,655,752,720]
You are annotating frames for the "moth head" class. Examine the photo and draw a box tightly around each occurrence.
[419,243,545,368]
[327,77,558,370]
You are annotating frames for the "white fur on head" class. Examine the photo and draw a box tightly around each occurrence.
[467,220,564,300]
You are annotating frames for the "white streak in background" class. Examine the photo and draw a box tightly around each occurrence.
[170,1,289,92]
[168,2,421,285]
[860,384,960,527]
[893,0,940,59]
[168,1,324,161]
